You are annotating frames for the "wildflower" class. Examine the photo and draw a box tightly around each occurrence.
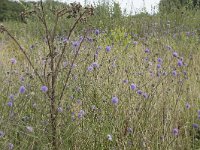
[95,29,100,35]
[63,61,67,68]
[9,94,14,101]
[186,103,190,109]
[19,86,26,94]
[157,64,161,69]
[133,41,138,45]
[144,48,150,53]
[107,134,112,141]
[57,107,63,113]
[127,127,133,133]
[157,58,163,63]
[137,90,143,95]
[112,96,119,105]
[87,66,93,72]
[143,93,148,99]
[177,60,183,67]
[123,79,128,84]
[8,143,14,150]
[10,58,17,64]
[173,52,178,57]
[7,101,13,107]
[166,45,172,50]
[92,62,99,68]
[0,131,5,138]
[130,83,136,90]
[26,126,33,132]
[106,46,111,52]
[192,123,199,129]
[172,128,178,136]
[78,110,85,119]
[72,41,79,47]
[41,86,48,92]
[172,70,177,76]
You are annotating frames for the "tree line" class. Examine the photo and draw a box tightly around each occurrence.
[0,0,199,22]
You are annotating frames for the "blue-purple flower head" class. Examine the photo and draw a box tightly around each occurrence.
[172,70,177,76]
[137,90,143,95]
[7,101,13,107]
[157,58,163,64]
[72,41,79,47]
[173,52,178,57]
[186,103,190,109]
[112,96,119,105]
[130,83,136,90]
[192,123,199,129]
[95,29,100,35]
[92,62,99,68]
[78,110,85,119]
[157,64,162,69]
[172,128,179,136]
[41,86,48,92]
[178,60,183,67]
[87,65,93,72]
[106,46,111,52]
[10,58,17,64]
[145,48,150,53]
[19,86,26,94]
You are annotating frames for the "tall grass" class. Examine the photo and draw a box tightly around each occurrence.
[0,1,200,149]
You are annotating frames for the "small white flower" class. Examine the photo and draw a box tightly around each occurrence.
[26,126,33,132]
[107,134,112,141]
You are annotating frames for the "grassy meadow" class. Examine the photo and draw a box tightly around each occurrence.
[0,1,200,149]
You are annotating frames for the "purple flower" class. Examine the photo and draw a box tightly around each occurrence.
[173,52,178,57]
[9,94,14,101]
[7,101,13,107]
[10,58,17,64]
[0,131,5,138]
[72,41,79,47]
[157,64,161,69]
[172,128,178,136]
[186,103,190,109]
[145,48,150,53]
[157,58,163,63]
[177,60,183,67]
[106,46,111,52]
[198,110,200,116]
[192,123,199,129]
[78,110,85,118]
[133,41,138,45]
[172,70,177,76]
[92,62,99,68]
[137,90,143,95]
[57,107,63,113]
[87,66,93,72]
[19,86,26,94]
[130,83,136,90]
[123,79,128,84]
[95,29,100,35]
[41,86,48,92]
[143,93,148,99]
[112,96,119,105]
